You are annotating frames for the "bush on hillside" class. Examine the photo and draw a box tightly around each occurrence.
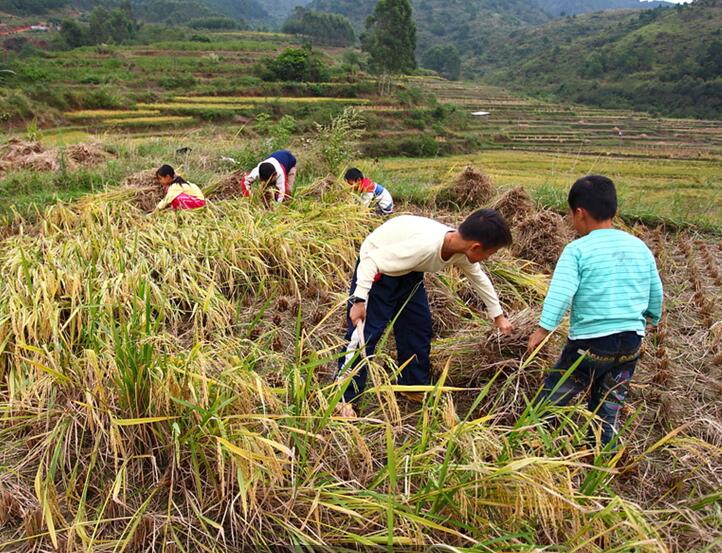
[59,5,139,49]
[255,45,331,83]
[189,16,244,30]
[282,7,356,46]
[421,44,462,80]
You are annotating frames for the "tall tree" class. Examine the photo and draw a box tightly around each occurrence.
[362,0,416,74]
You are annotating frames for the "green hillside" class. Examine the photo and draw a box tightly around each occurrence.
[0,0,312,25]
[486,0,722,118]
[307,0,551,70]
[131,0,312,25]
[534,0,673,16]
[0,0,70,13]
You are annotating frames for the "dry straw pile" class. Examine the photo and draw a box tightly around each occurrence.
[513,209,573,271]
[491,185,536,225]
[205,169,246,201]
[435,165,495,209]
[121,169,165,212]
[0,138,112,177]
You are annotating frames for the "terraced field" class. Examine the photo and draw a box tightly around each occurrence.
[416,77,722,162]
[64,96,372,130]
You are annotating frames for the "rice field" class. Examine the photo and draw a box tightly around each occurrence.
[415,77,722,162]
[0,166,719,551]
[365,150,722,230]
[67,110,162,119]
[101,115,196,126]
[64,96,371,130]
[172,96,372,105]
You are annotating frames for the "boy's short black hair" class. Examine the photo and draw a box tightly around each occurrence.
[259,162,277,182]
[568,175,617,221]
[458,208,512,250]
[344,168,364,181]
[156,164,175,178]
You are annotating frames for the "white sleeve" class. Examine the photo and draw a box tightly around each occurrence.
[246,165,260,186]
[275,170,287,202]
[352,238,431,300]
[460,262,503,319]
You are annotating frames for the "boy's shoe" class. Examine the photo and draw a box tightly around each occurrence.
[334,402,357,419]
[399,391,426,404]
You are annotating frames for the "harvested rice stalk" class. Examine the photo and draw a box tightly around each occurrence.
[435,165,495,209]
[122,169,164,212]
[433,308,549,386]
[300,174,344,199]
[491,186,536,226]
[0,137,44,158]
[205,169,245,200]
[513,210,572,272]
[65,142,111,166]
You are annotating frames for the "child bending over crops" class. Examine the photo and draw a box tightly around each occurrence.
[336,209,514,418]
[242,149,297,203]
[527,175,663,447]
[344,167,394,215]
[154,165,206,211]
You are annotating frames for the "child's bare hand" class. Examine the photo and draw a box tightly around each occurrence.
[494,315,513,335]
[350,302,366,327]
[527,327,550,355]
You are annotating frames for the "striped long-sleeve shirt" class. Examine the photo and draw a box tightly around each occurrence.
[539,228,663,340]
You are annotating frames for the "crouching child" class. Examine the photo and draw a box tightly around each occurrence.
[242,149,297,204]
[336,209,514,418]
[527,175,663,448]
[154,165,206,211]
[344,167,394,215]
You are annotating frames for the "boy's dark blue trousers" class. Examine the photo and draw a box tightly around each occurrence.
[337,265,433,404]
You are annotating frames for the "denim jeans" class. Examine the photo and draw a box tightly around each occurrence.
[540,331,642,446]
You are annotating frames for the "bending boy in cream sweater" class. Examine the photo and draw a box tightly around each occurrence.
[336,209,514,417]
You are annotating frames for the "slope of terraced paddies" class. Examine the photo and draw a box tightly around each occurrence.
[67,110,162,119]
[414,77,722,162]
[63,95,372,132]
[172,96,372,104]
[102,115,197,127]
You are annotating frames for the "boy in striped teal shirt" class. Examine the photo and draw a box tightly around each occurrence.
[527,175,663,447]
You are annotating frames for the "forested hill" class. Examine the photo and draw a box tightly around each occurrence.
[487,0,722,118]
[303,0,678,67]
[306,0,552,62]
[533,0,674,16]
[307,0,551,28]
[131,0,312,24]
[0,0,312,25]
